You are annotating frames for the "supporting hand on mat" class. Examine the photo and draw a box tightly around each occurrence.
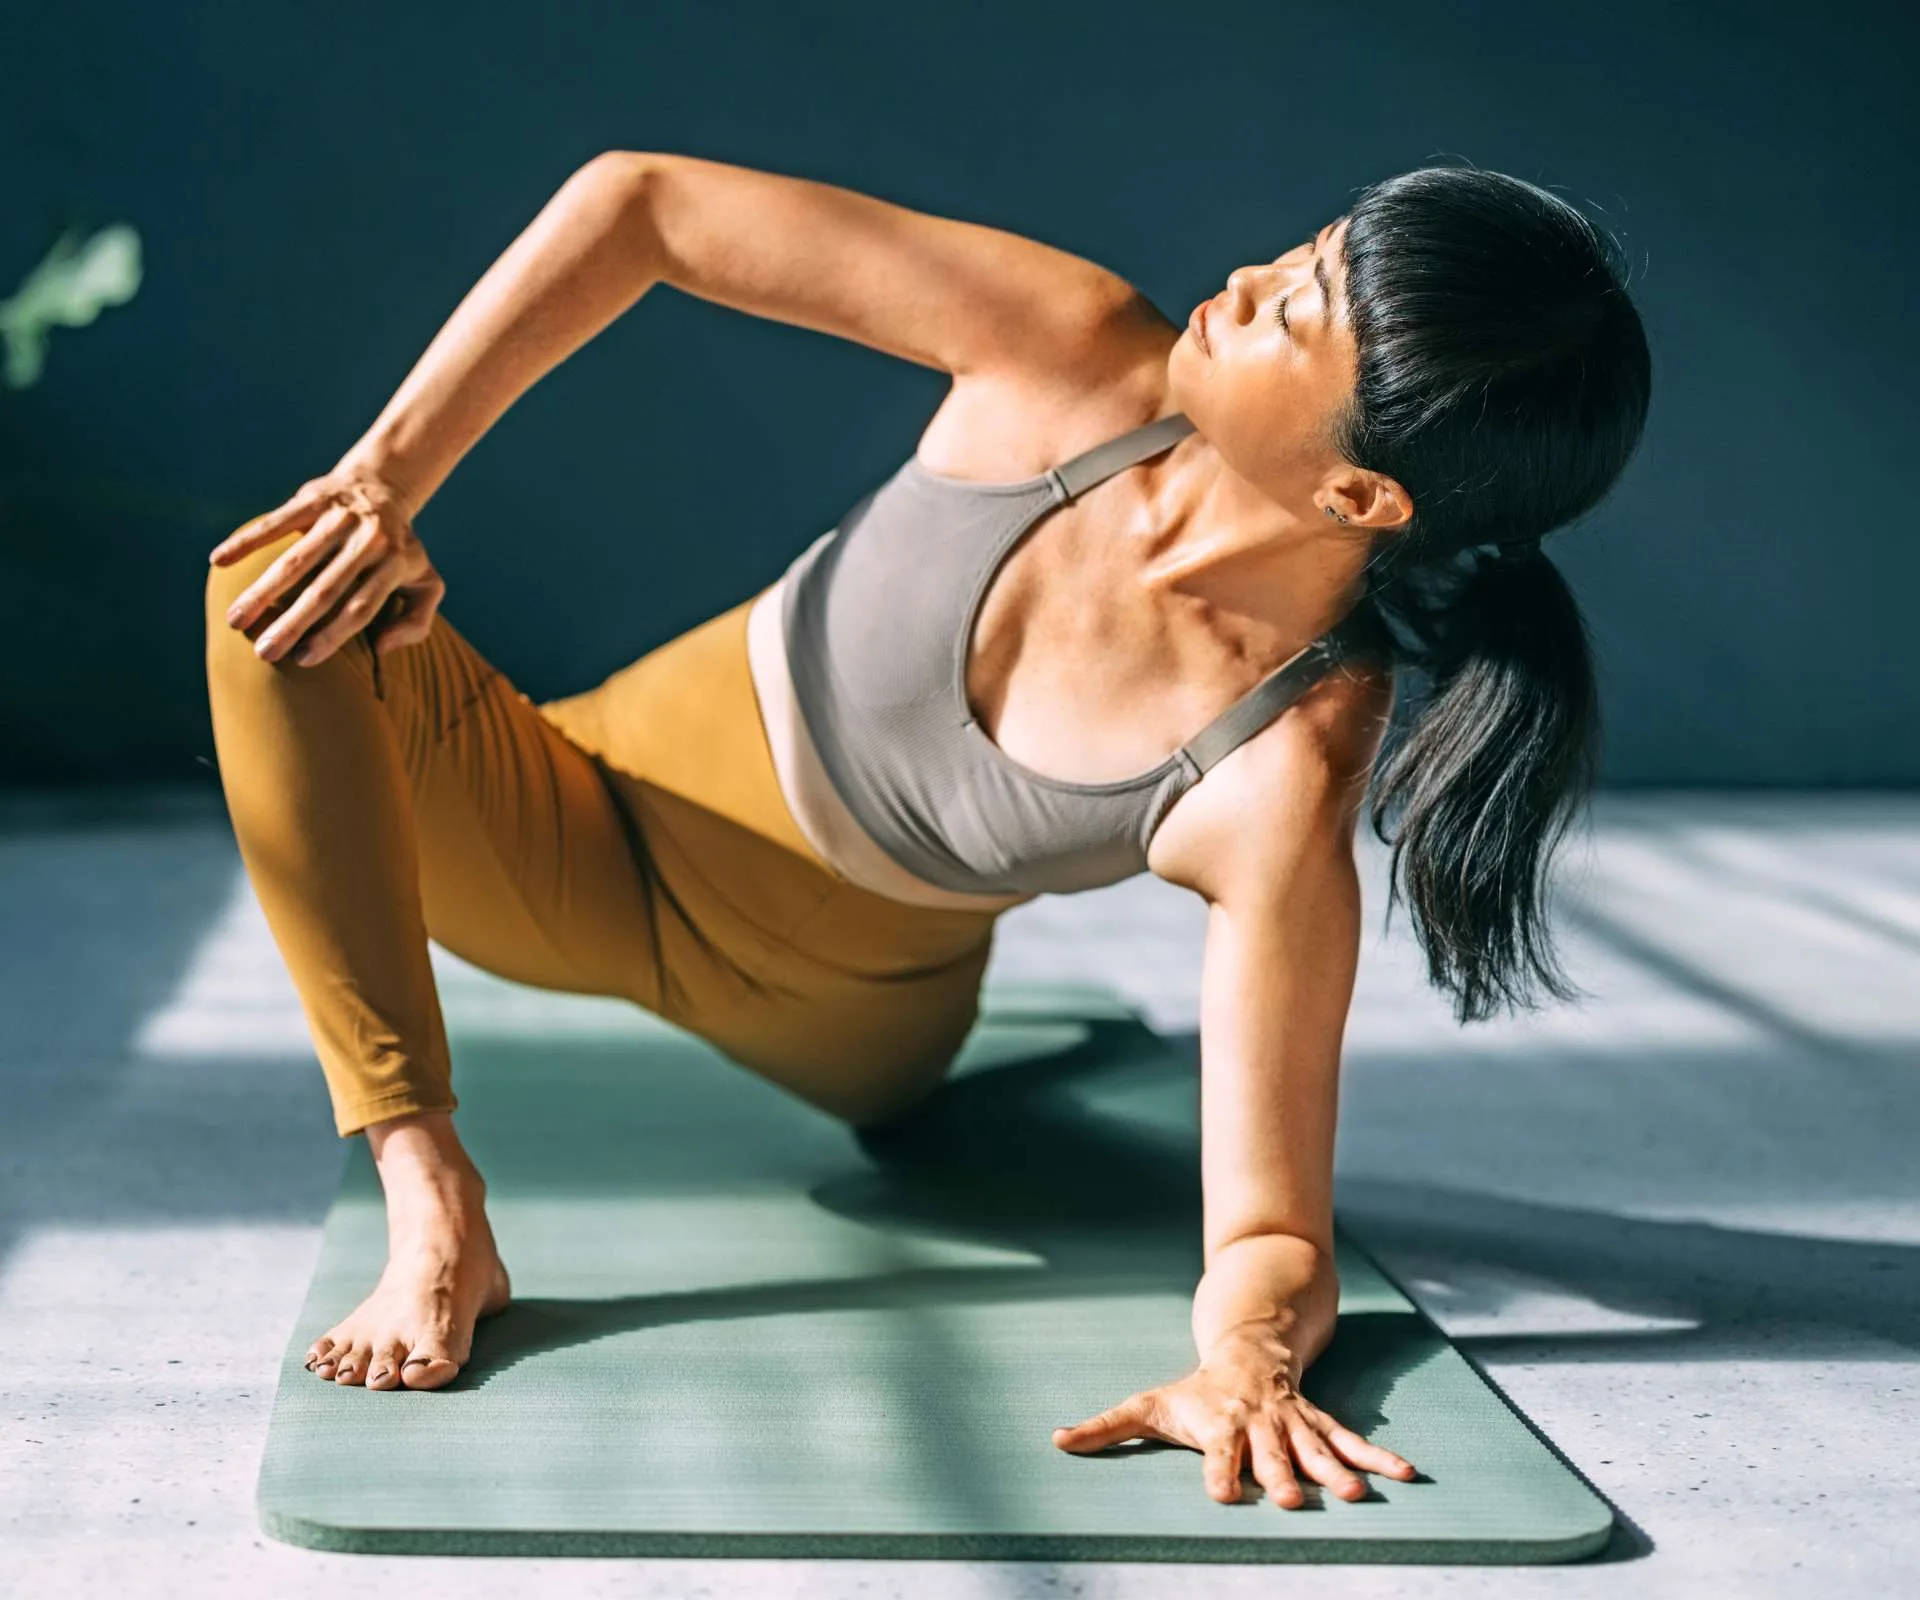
[208,462,445,666]
[1051,1321,1418,1509]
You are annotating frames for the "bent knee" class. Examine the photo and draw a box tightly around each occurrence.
[206,551,285,687]
[204,531,289,626]
[204,536,374,692]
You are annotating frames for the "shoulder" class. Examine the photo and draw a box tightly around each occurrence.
[1145,655,1397,905]
[911,292,1187,482]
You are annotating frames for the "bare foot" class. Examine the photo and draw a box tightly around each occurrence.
[304,1111,512,1392]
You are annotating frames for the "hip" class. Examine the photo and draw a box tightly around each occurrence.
[533,588,1004,988]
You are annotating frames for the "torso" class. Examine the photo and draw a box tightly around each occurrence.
[747,329,1388,911]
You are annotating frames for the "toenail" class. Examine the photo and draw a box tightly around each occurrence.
[371,1368,390,1382]
[402,1357,431,1368]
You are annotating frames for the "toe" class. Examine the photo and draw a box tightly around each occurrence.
[332,1343,371,1386]
[366,1339,407,1391]
[398,1347,461,1391]
[309,1340,342,1379]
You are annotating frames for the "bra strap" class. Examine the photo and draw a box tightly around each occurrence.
[1046,412,1197,503]
[1181,603,1393,775]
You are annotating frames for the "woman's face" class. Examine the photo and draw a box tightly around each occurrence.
[1170,215,1366,509]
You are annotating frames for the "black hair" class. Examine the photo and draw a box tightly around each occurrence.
[1330,163,1651,1023]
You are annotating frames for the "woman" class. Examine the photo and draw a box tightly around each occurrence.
[203,151,1650,1510]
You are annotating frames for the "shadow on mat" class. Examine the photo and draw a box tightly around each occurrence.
[462,1011,1429,1441]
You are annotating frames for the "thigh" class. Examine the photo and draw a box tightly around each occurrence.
[370,610,669,1007]
[533,591,1001,1120]
[531,593,850,979]
[692,903,999,1127]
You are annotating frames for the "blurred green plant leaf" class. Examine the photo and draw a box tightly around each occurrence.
[0,223,143,389]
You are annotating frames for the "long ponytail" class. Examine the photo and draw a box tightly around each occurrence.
[1365,547,1600,1020]
[1331,163,1651,1022]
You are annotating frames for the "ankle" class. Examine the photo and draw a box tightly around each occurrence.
[365,1110,488,1204]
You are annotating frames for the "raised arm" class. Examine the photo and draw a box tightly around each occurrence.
[629,150,1148,375]
[209,149,1153,660]
[328,149,1147,515]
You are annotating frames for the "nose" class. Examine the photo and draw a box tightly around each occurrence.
[1225,263,1274,317]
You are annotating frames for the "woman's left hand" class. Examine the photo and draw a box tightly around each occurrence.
[1051,1322,1418,1508]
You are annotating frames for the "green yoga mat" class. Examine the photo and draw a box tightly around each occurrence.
[257,981,1613,1562]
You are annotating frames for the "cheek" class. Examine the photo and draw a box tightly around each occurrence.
[1211,353,1295,438]
[1172,341,1298,463]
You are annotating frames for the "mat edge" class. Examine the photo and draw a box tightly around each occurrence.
[257,1506,1615,1564]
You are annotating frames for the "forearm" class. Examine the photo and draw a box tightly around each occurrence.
[337,151,663,514]
[1191,1232,1340,1374]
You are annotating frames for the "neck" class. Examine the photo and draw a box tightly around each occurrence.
[1130,427,1371,643]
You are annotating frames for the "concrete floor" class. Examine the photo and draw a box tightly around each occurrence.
[2,784,1915,1596]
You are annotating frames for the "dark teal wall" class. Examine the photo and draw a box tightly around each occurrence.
[3,0,1915,785]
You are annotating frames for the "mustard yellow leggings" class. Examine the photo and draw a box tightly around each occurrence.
[204,536,1001,1138]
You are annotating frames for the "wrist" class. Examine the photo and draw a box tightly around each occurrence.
[333,437,430,519]
[1200,1318,1307,1388]
[1191,1233,1339,1366]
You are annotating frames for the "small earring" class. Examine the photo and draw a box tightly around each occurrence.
[1324,505,1348,524]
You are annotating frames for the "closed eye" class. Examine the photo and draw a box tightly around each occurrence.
[1272,293,1291,335]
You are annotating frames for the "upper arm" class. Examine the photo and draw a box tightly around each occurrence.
[1191,752,1366,1266]
[1160,668,1393,1265]
[600,149,1152,379]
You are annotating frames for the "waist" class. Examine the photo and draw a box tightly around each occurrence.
[745,577,1037,914]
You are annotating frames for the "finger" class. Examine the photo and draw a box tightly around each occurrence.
[252,524,384,663]
[1246,1414,1306,1509]
[1202,1430,1245,1504]
[1287,1418,1369,1502]
[371,574,445,655]
[209,486,326,565]
[1053,1394,1156,1453]
[293,559,409,666]
[1323,1423,1418,1481]
[224,505,354,632]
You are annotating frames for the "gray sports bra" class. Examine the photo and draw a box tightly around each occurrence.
[778,410,1392,896]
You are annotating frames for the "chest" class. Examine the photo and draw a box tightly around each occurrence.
[960,495,1246,786]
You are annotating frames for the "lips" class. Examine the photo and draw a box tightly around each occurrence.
[1190,298,1212,356]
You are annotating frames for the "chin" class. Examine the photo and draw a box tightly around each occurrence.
[1164,356,1202,418]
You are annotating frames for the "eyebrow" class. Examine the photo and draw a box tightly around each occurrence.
[1278,228,1339,338]
[1312,250,1335,330]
